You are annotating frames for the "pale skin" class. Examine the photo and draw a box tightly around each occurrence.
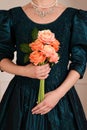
[0,0,80,115]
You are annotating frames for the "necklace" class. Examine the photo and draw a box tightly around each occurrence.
[31,0,58,17]
[31,0,58,8]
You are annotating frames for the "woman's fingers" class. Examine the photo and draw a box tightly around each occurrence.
[32,106,47,114]
[25,63,51,79]
[34,64,51,79]
[38,74,49,79]
[32,101,45,112]
[32,103,52,115]
[36,67,50,76]
[36,64,50,73]
[40,108,52,115]
[32,99,52,115]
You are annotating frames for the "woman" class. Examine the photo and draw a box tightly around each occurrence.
[0,0,87,129]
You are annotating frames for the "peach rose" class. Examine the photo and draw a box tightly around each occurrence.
[50,39,60,52]
[49,53,59,63]
[29,51,46,65]
[29,39,44,51]
[38,30,55,44]
[42,45,56,57]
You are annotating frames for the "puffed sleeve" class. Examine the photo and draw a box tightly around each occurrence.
[0,10,16,62]
[69,10,87,78]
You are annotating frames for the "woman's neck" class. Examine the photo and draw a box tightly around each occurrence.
[32,0,57,8]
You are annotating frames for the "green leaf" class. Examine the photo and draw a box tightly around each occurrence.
[31,28,38,41]
[20,43,32,53]
[24,54,29,63]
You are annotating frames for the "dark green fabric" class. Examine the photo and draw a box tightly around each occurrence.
[0,10,15,61]
[0,7,87,130]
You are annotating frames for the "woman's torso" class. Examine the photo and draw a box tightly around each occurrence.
[9,7,77,90]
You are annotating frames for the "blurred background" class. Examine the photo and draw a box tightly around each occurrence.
[0,0,87,118]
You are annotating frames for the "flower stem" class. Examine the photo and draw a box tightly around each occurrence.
[37,79,45,104]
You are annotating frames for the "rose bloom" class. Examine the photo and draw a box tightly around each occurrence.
[38,30,55,44]
[29,51,46,65]
[42,45,56,57]
[29,39,44,51]
[49,53,59,63]
[50,39,60,52]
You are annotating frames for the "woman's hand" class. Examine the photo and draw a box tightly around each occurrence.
[31,70,80,115]
[0,59,51,79]
[32,90,61,115]
[24,63,51,79]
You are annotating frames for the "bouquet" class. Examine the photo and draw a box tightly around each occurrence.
[20,29,60,104]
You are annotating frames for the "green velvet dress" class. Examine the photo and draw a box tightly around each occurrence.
[0,7,87,130]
